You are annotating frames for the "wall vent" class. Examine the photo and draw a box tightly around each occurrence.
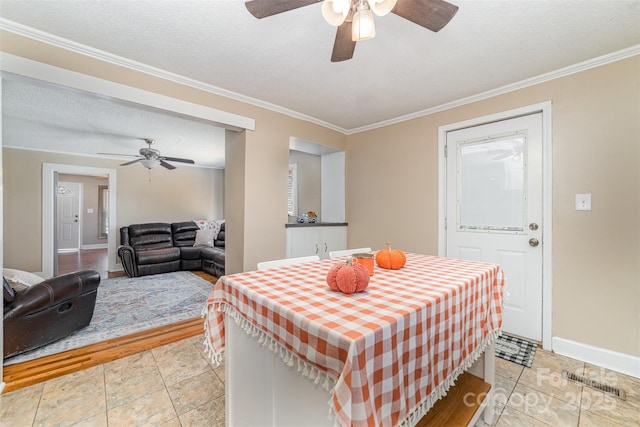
[562,370,626,400]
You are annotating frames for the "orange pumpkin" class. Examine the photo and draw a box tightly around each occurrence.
[326,257,370,294]
[375,242,406,270]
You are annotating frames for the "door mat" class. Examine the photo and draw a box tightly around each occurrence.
[495,334,538,368]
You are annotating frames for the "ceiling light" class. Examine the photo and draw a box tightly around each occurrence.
[322,0,349,26]
[140,158,160,169]
[352,1,375,41]
[368,0,397,16]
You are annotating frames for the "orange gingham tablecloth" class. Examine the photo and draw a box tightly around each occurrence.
[203,253,504,427]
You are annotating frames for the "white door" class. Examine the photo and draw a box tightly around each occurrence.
[446,113,543,341]
[57,181,81,251]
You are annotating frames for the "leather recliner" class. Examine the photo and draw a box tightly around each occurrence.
[3,270,101,358]
[118,222,183,277]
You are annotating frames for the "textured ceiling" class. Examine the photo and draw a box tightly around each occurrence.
[2,78,227,168]
[1,0,639,166]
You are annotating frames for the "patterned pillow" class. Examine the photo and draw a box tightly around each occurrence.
[192,219,210,230]
[3,268,44,286]
[192,219,225,240]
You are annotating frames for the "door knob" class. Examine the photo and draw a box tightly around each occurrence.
[529,238,539,247]
[529,223,539,231]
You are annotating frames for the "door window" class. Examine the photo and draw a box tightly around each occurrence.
[457,132,526,232]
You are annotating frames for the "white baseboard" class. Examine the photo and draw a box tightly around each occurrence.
[552,337,640,379]
[80,243,108,250]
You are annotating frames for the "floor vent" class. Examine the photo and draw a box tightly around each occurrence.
[562,370,626,400]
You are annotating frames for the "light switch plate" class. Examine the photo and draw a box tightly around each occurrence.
[575,193,592,211]
[87,208,94,214]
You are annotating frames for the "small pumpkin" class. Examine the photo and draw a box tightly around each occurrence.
[375,242,407,270]
[326,257,370,294]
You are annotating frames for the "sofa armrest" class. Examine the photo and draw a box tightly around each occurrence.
[117,245,138,277]
[4,270,100,320]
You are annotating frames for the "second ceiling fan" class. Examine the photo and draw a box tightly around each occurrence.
[99,138,195,170]
[245,0,459,62]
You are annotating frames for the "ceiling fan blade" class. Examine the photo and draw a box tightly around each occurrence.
[120,158,143,166]
[392,0,459,32]
[245,0,320,19]
[161,156,195,164]
[331,21,356,62]
[97,152,139,158]
[159,160,176,170]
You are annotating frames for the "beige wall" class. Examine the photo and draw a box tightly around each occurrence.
[3,148,223,271]
[345,57,640,357]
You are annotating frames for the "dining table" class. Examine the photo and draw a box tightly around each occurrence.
[203,252,504,427]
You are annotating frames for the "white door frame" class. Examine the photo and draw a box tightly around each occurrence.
[437,102,553,350]
[43,164,118,278]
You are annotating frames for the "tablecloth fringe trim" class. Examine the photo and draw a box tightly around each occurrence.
[398,329,501,427]
[213,302,338,395]
[201,304,225,365]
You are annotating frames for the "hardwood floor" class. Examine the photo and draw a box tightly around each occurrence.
[3,252,217,393]
[58,248,109,278]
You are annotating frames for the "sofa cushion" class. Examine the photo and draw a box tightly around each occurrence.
[135,247,181,265]
[180,246,203,260]
[128,223,173,250]
[214,230,225,248]
[172,221,200,247]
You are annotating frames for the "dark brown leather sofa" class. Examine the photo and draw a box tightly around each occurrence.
[118,221,225,278]
[3,270,101,358]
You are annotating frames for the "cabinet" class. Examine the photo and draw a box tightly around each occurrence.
[286,225,347,259]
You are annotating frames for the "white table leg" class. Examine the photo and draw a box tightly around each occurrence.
[483,341,496,425]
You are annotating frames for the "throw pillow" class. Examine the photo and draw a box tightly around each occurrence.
[194,229,215,247]
[193,219,210,230]
[3,268,44,287]
[209,219,225,241]
[3,277,15,303]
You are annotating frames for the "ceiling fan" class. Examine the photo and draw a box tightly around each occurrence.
[244,0,459,62]
[98,138,195,170]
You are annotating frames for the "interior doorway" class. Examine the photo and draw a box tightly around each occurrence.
[43,164,117,279]
[55,175,110,278]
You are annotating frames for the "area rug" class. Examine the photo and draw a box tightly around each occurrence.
[495,334,538,368]
[4,271,214,365]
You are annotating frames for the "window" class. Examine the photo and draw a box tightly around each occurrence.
[287,164,298,216]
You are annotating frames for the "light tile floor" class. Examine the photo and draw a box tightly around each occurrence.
[1,336,638,426]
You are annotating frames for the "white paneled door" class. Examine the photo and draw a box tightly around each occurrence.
[446,113,543,341]
[57,181,81,251]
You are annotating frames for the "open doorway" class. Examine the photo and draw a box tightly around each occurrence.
[56,174,110,279]
[42,164,118,280]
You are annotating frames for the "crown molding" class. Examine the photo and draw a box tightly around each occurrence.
[347,44,640,134]
[0,18,348,135]
[1,18,638,136]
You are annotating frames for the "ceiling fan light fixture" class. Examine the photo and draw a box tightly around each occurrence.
[140,158,160,169]
[352,2,375,41]
[322,0,348,26]
[367,0,397,17]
